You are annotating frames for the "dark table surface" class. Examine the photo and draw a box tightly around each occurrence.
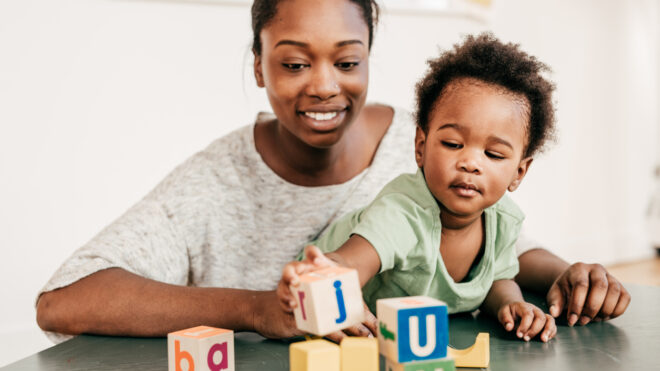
[3,284,659,370]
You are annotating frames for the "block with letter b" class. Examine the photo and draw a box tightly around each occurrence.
[377,296,449,363]
[292,266,365,336]
[168,325,234,371]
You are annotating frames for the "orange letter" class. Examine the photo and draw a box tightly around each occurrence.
[175,340,195,371]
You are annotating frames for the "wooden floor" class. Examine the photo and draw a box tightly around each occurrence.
[606,253,660,286]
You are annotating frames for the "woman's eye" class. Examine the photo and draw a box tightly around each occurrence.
[336,62,359,70]
[282,63,307,71]
[441,141,462,149]
[486,151,505,160]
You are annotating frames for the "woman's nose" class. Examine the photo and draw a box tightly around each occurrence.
[306,64,340,100]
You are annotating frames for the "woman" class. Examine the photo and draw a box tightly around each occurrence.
[36,0,629,343]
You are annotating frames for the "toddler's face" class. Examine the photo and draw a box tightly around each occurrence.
[415,78,533,220]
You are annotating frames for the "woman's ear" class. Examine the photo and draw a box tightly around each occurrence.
[253,51,265,88]
[508,157,533,192]
[415,126,426,168]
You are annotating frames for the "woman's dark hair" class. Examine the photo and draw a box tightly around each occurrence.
[415,33,556,158]
[251,0,379,56]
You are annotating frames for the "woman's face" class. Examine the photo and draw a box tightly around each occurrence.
[254,0,370,149]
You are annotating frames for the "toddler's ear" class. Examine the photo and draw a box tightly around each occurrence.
[414,126,426,168]
[508,157,533,192]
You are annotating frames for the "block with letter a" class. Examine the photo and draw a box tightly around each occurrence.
[168,325,234,371]
[376,296,449,364]
[291,266,365,336]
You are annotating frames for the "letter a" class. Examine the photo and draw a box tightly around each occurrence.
[207,342,228,371]
[409,314,436,357]
[175,340,195,371]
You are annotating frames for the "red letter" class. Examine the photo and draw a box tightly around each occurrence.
[298,291,307,320]
[207,342,228,371]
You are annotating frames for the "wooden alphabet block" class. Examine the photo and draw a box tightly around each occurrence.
[290,339,340,371]
[168,325,234,371]
[292,266,365,336]
[384,357,455,371]
[340,337,378,371]
[376,296,448,363]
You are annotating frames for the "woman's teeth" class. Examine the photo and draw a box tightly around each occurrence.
[304,112,338,121]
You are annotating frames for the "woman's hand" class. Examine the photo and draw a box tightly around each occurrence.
[498,301,556,343]
[546,262,631,326]
[251,290,304,339]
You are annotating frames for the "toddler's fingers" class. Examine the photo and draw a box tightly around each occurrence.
[514,306,534,339]
[497,306,515,332]
[276,281,296,311]
[523,308,546,342]
[282,263,303,287]
[304,245,333,267]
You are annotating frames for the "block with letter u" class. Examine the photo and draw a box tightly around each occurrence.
[377,296,449,363]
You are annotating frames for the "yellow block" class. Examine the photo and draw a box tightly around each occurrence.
[340,337,378,371]
[447,332,489,368]
[290,339,340,371]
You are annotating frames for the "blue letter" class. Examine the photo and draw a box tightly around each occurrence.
[334,280,347,324]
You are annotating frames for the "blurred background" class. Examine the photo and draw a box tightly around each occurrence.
[1,0,658,366]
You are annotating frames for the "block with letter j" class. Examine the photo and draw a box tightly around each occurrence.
[292,266,365,336]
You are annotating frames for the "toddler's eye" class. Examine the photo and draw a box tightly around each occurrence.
[442,141,462,149]
[336,62,359,71]
[486,151,505,160]
[282,63,308,71]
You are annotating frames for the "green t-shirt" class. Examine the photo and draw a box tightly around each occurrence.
[310,168,523,315]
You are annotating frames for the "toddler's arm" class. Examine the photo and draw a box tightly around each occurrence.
[277,236,382,341]
[481,279,556,343]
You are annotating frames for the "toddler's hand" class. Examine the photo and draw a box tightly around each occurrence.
[498,301,556,342]
[277,245,336,313]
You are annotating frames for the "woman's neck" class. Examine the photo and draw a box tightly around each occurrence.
[254,104,393,187]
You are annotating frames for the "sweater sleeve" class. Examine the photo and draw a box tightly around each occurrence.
[37,153,217,297]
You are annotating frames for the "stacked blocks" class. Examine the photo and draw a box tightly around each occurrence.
[292,266,365,336]
[290,339,340,371]
[377,297,454,371]
[168,325,234,371]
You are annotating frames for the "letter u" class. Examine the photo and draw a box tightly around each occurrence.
[408,314,436,357]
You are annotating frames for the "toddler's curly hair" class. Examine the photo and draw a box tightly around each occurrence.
[415,33,556,157]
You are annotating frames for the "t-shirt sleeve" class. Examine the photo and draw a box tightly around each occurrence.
[350,193,424,273]
[37,154,214,298]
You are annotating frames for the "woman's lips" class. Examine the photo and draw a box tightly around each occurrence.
[299,109,347,132]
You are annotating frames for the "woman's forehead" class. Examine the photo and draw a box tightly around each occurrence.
[262,0,369,46]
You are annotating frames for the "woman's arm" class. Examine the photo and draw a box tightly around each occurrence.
[36,268,301,339]
[515,248,630,326]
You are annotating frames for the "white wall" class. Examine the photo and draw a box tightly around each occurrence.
[0,0,658,366]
